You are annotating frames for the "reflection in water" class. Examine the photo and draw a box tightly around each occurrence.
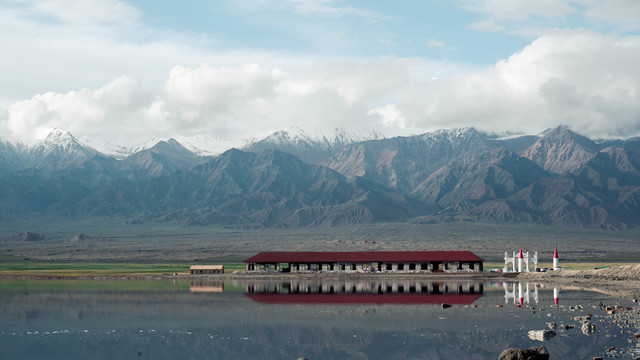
[243,280,483,304]
[189,280,224,293]
[503,282,539,306]
[500,282,561,307]
[0,279,631,360]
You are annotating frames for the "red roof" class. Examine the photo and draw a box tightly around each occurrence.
[243,251,483,263]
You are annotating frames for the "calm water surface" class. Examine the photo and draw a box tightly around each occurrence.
[0,279,634,359]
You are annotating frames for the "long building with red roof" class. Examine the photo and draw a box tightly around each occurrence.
[243,251,484,273]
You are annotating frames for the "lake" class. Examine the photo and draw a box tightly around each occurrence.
[0,278,636,359]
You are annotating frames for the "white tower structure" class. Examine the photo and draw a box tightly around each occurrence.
[504,250,538,272]
[553,248,560,270]
[518,249,523,272]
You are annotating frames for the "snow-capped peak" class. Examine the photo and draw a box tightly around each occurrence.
[31,128,88,153]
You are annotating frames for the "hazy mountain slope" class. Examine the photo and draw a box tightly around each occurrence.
[0,154,131,218]
[598,137,640,153]
[327,128,491,194]
[468,146,640,230]
[411,148,549,210]
[572,147,640,188]
[0,140,20,176]
[570,146,640,227]
[124,138,211,178]
[523,126,601,173]
[487,135,539,155]
[2,126,640,230]
[75,149,431,227]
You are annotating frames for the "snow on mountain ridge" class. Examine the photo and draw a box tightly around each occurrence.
[172,135,243,156]
[5,127,396,163]
[79,136,138,159]
[249,127,384,149]
[419,127,483,144]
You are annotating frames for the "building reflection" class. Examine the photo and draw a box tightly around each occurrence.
[501,282,560,306]
[243,280,483,305]
[190,280,224,293]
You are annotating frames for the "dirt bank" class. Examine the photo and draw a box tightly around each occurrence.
[517,264,640,299]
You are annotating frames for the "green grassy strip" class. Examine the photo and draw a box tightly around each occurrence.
[0,262,246,276]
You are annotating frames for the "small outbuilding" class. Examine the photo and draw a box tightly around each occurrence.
[243,251,483,273]
[190,264,224,274]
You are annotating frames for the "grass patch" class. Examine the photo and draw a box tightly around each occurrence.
[0,262,247,276]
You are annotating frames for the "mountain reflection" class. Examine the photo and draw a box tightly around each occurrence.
[242,280,483,305]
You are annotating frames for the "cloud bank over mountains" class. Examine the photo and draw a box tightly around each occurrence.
[1,1,639,147]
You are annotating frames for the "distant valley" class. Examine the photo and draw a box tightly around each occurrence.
[2,125,640,231]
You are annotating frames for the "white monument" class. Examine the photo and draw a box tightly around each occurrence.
[504,249,538,272]
[553,248,560,270]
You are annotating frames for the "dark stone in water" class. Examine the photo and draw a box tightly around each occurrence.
[441,303,452,309]
[498,346,549,360]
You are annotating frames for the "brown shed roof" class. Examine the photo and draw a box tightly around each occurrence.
[243,251,483,263]
[189,265,224,270]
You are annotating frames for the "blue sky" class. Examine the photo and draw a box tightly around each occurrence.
[134,1,524,63]
[1,0,640,148]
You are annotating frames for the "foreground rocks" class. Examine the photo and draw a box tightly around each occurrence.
[527,330,556,342]
[498,346,549,360]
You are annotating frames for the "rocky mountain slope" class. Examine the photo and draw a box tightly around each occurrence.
[74,149,430,227]
[523,125,601,173]
[1,126,639,230]
[411,148,549,210]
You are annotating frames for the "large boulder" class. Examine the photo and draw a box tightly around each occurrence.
[527,329,556,341]
[498,346,549,360]
[581,321,596,335]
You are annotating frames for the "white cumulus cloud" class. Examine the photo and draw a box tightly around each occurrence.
[5,76,154,145]
[395,29,640,137]
[2,29,640,146]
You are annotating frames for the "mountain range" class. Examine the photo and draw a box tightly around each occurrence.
[1,125,640,230]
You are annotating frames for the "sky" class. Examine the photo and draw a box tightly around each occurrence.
[1,0,640,147]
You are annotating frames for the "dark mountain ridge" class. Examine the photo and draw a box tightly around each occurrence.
[1,125,640,230]
[74,149,429,228]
